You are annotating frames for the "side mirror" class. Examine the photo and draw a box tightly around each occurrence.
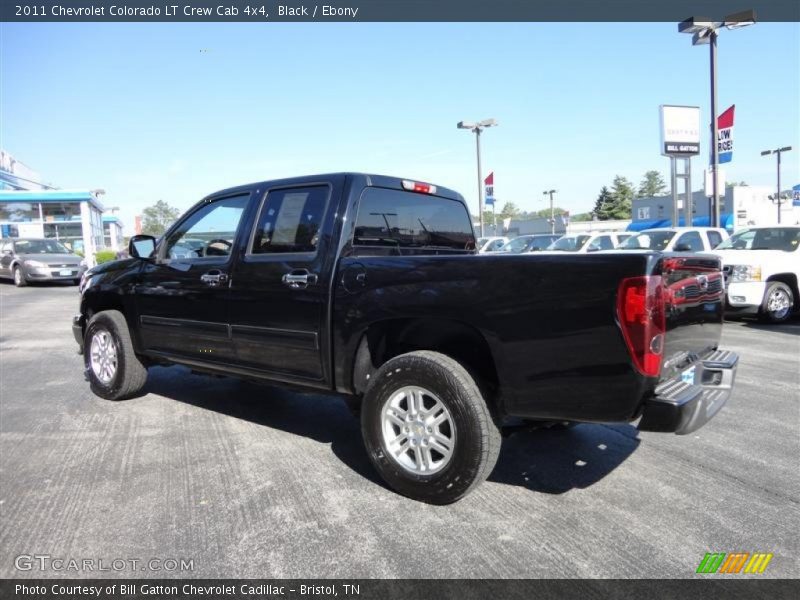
[129,235,157,259]
[673,243,692,252]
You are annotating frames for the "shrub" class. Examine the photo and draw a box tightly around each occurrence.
[95,249,118,264]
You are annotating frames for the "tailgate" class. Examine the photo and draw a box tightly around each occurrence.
[659,253,725,382]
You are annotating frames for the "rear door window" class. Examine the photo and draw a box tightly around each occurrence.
[353,188,474,251]
[706,230,723,248]
[675,231,704,251]
[251,186,329,254]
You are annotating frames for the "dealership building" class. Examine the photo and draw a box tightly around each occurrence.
[629,185,799,231]
[0,150,120,265]
[0,190,107,263]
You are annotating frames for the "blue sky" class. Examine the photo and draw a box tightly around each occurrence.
[2,22,798,233]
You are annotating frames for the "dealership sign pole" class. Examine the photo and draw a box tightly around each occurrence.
[484,172,496,235]
[660,105,700,227]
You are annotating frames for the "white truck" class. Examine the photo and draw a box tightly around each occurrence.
[711,226,800,323]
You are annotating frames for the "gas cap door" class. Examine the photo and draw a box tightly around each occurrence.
[341,263,367,293]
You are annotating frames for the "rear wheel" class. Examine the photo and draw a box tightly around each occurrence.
[12,266,27,287]
[761,282,794,323]
[84,310,148,400]
[361,351,501,504]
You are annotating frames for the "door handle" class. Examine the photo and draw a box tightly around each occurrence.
[200,270,228,287]
[282,270,318,289]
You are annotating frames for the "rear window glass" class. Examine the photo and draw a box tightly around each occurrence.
[353,188,474,251]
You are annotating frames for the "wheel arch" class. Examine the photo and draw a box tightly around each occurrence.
[351,317,501,412]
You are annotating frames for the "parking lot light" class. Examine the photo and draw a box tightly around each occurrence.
[679,9,756,228]
[543,189,557,235]
[458,118,498,237]
[761,146,793,223]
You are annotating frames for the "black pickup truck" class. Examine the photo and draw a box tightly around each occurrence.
[72,173,738,504]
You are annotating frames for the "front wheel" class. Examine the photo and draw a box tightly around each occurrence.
[13,266,27,287]
[761,282,794,323]
[84,310,148,400]
[361,351,501,504]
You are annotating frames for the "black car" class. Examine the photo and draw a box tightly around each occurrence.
[72,173,738,504]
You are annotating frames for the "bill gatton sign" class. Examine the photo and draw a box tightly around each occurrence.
[660,105,701,156]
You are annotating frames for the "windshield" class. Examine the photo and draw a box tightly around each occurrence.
[619,231,675,250]
[14,239,72,254]
[499,237,532,253]
[716,227,800,252]
[548,235,590,252]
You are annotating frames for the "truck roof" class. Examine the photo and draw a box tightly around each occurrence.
[203,173,465,203]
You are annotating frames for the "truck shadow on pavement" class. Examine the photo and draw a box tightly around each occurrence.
[144,366,641,497]
[489,423,640,494]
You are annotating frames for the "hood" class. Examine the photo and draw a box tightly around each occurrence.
[19,253,82,264]
[85,257,138,276]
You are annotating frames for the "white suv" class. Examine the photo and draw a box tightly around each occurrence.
[711,226,800,323]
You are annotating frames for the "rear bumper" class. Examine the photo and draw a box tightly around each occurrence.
[639,349,739,435]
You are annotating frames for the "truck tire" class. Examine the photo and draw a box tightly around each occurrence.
[84,310,148,400]
[361,350,501,504]
[13,265,27,287]
[760,282,794,324]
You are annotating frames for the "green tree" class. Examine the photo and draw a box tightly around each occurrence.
[592,186,614,220]
[571,212,594,222]
[637,170,667,198]
[141,199,181,237]
[499,202,521,219]
[532,206,567,219]
[606,176,635,219]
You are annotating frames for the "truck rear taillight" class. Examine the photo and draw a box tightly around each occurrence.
[402,180,437,194]
[617,275,666,378]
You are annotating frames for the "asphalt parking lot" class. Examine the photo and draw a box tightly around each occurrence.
[0,282,797,579]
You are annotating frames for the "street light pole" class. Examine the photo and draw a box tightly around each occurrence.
[543,190,556,234]
[458,119,498,238]
[761,146,793,223]
[709,29,720,228]
[475,128,483,236]
[679,9,756,229]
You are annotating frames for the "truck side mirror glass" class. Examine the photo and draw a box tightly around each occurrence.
[129,235,156,259]
[673,243,692,252]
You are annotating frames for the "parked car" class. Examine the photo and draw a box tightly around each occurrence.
[544,231,630,253]
[710,226,800,323]
[72,173,738,504]
[618,227,728,253]
[0,238,87,286]
[476,236,509,253]
[497,234,560,253]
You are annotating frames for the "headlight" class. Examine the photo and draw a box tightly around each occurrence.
[731,265,762,282]
[24,259,48,268]
[80,258,87,268]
